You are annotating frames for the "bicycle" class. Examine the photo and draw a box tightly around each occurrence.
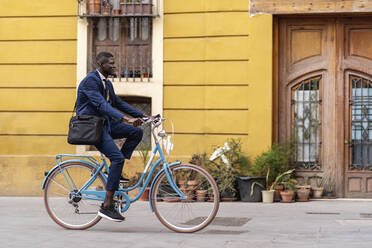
[42,115,220,233]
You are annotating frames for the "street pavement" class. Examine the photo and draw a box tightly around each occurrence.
[1,197,372,248]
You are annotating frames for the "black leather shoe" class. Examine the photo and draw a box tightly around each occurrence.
[98,204,125,222]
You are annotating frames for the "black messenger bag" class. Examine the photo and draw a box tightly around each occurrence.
[67,104,105,145]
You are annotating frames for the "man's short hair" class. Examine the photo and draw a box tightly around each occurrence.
[96,52,114,66]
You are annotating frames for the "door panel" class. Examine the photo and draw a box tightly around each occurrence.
[339,18,372,197]
[278,18,336,188]
[278,16,372,197]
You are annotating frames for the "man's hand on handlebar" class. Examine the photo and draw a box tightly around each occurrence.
[121,116,143,127]
[121,114,161,127]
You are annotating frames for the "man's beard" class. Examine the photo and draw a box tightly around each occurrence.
[108,71,117,77]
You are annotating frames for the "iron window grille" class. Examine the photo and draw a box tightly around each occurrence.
[291,77,322,170]
[78,0,159,18]
[79,0,158,82]
[350,76,372,170]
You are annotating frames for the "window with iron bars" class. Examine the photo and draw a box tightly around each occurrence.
[87,16,152,81]
[291,77,322,170]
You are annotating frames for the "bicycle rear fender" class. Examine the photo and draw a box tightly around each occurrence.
[41,159,102,190]
[148,161,181,212]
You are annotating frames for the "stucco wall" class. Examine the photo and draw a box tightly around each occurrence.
[0,0,77,195]
[163,0,272,159]
[0,0,273,195]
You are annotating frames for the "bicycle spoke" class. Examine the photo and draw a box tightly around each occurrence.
[44,162,105,229]
[152,164,219,232]
[49,177,70,193]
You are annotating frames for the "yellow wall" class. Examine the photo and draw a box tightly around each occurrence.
[0,0,77,195]
[0,0,273,195]
[163,0,273,159]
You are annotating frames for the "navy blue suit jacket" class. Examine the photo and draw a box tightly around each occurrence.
[76,70,143,129]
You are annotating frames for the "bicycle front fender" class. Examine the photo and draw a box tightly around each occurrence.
[41,159,102,190]
[148,161,182,212]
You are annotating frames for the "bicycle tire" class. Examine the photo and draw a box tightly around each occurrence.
[43,162,106,230]
[151,164,220,233]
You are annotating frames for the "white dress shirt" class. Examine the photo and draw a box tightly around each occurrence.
[96,69,109,102]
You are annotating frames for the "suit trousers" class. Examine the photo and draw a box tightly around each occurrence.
[95,121,143,191]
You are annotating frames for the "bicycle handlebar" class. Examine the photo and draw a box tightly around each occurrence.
[141,114,164,127]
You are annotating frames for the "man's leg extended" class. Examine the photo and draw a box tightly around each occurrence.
[95,128,125,221]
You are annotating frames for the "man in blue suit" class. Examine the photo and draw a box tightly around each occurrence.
[76,52,145,221]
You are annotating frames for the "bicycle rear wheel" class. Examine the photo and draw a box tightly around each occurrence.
[151,164,220,233]
[43,162,106,230]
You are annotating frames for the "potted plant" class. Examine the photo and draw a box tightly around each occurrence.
[312,176,324,199]
[274,184,284,202]
[250,169,273,203]
[120,0,152,15]
[323,178,335,198]
[296,184,311,202]
[323,169,336,198]
[125,172,141,198]
[280,178,297,203]
[89,0,101,15]
[191,139,249,201]
[245,142,294,202]
[251,169,295,203]
[196,189,207,202]
[102,0,111,15]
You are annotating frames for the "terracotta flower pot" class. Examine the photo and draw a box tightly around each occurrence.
[196,190,207,202]
[139,187,150,201]
[162,198,181,203]
[102,3,111,15]
[312,187,324,198]
[280,190,295,203]
[274,184,284,202]
[187,180,199,187]
[128,187,140,199]
[88,0,101,15]
[262,190,275,203]
[178,180,187,187]
[187,180,199,192]
[180,186,194,202]
[296,187,311,202]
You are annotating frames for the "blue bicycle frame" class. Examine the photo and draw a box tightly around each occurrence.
[42,140,184,213]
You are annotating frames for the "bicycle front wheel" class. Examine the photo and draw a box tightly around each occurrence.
[151,164,220,233]
[43,162,106,230]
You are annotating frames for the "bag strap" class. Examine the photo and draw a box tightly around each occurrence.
[72,100,90,117]
[71,101,77,117]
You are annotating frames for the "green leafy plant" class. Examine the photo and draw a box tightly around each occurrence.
[190,138,251,198]
[282,178,297,191]
[248,142,293,187]
[250,169,295,196]
[324,176,335,193]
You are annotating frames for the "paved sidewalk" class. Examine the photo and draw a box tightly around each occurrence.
[1,197,372,248]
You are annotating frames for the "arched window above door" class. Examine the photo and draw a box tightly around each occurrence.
[291,76,322,170]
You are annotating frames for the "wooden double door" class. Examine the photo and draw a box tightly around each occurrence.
[276,16,372,197]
